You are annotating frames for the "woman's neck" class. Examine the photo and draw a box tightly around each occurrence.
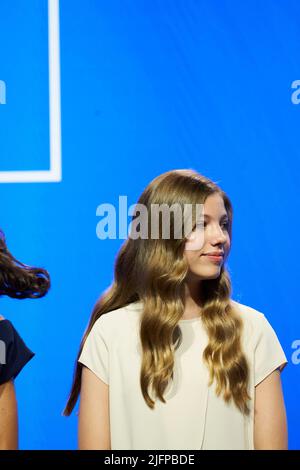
[183,279,203,320]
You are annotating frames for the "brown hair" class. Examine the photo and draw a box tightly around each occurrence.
[64,169,251,416]
[0,229,50,299]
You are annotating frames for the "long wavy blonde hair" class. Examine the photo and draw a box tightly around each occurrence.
[64,169,251,416]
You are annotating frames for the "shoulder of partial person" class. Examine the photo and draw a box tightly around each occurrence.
[0,316,15,339]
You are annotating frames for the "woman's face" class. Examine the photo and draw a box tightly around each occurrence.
[184,193,231,280]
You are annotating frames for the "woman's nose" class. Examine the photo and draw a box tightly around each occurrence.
[210,226,227,244]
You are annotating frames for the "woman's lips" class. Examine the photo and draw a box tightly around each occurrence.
[202,254,223,263]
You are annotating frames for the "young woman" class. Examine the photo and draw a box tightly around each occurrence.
[0,229,50,449]
[64,169,288,450]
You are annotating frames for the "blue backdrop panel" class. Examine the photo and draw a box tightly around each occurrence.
[0,0,299,449]
[0,1,50,171]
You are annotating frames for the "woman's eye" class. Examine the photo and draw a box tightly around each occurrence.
[196,221,229,229]
[193,220,229,231]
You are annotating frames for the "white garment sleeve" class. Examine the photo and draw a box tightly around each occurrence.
[254,314,287,386]
[78,317,109,384]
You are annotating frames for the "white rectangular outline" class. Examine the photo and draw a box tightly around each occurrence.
[0,0,62,183]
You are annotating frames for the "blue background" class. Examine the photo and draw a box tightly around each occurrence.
[0,0,299,449]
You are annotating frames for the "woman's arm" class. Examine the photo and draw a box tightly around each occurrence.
[254,369,288,449]
[0,380,18,449]
[78,365,110,450]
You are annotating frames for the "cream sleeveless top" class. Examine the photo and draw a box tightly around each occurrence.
[78,300,287,450]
